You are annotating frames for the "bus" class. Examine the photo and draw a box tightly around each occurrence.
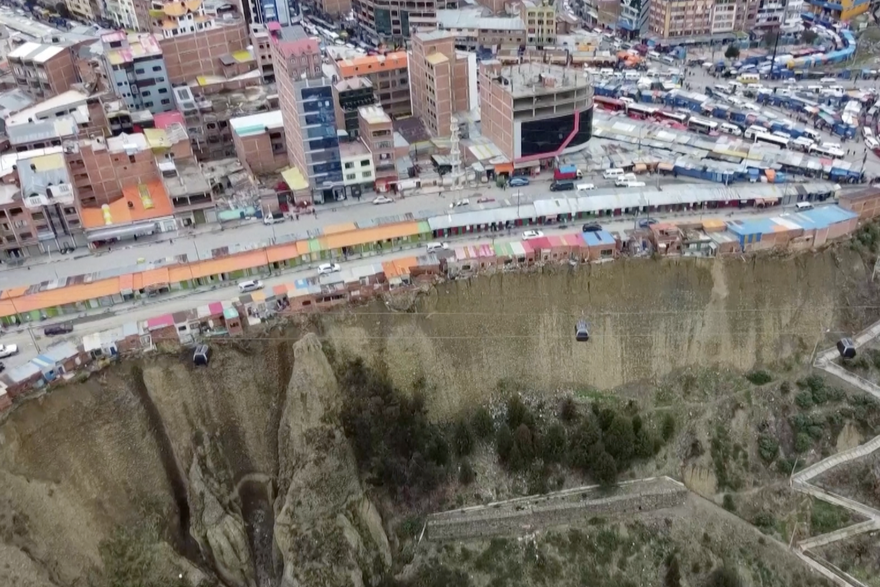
[594,96,625,112]
[626,103,658,119]
[688,117,719,134]
[657,110,688,124]
[754,133,789,149]
[809,144,846,159]
[719,122,742,136]
[743,126,769,140]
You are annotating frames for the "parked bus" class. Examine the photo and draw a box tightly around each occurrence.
[626,103,657,119]
[754,133,789,149]
[743,126,769,140]
[719,122,742,136]
[594,96,625,112]
[809,144,846,159]
[687,117,719,134]
[657,110,688,124]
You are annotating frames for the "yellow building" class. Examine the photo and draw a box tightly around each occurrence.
[65,0,96,20]
[521,0,557,46]
[807,0,869,22]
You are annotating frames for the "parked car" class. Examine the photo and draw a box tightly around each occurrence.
[43,324,73,336]
[426,242,449,252]
[638,218,658,228]
[508,176,530,187]
[238,279,264,293]
[372,195,393,205]
[262,212,285,225]
[582,223,603,233]
[0,344,18,358]
[522,230,545,240]
[476,197,495,203]
[318,263,341,274]
[450,198,470,208]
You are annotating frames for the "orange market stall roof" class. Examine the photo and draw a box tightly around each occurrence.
[181,250,270,281]
[321,222,420,250]
[0,278,120,317]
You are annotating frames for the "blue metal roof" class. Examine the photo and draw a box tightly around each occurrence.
[790,205,858,229]
[581,230,616,246]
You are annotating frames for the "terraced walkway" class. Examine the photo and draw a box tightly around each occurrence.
[792,326,880,587]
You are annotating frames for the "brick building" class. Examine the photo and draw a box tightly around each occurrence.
[334,52,411,120]
[159,22,252,85]
[231,110,288,175]
[410,30,471,138]
[358,105,397,191]
[7,39,89,100]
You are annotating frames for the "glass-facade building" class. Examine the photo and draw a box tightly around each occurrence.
[294,78,344,201]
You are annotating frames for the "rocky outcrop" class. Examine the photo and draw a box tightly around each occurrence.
[274,334,391,587]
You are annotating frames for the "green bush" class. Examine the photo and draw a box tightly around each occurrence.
[779,381,792,394]
[746,370,773,385]
[664,554,682,587]
[603,415,635,464]
[542,423,567,464]
[705,565,742,587]
[592,450,618,486]
[811,500,849,534]
[722,494,736,512]
[753,512,775,530]
[795,391,814,409]
[559,397,579,422]
[757,435,779,463]
[506,395,534,430]
[794,433,812,453]
[471,407,494,439]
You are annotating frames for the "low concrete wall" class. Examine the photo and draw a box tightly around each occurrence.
[427,481,687,541]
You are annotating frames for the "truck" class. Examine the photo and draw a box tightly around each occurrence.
[554,165,583,181]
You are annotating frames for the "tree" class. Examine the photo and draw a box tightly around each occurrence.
[496,424,514,462]
[542,423,567,464]
[665,555,682,587]
[471,407,494,439]
[705,566,742,587]
[512,423,535,470]
[603,415,635,464]
[453,419,475,457]
[661,413,676,441]
[763,30,781,49]
[724,44,740,60]
[506,395,534,430]
[634,426,656,459]
[592,450,618,486]
[801,29,819,44]
[567,417,601,471]
[559,397,579,422]
[458,459,476,485]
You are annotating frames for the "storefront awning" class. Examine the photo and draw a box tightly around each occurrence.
[86,222,158,242]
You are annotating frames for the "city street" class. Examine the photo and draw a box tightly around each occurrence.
[0,200,840,371]
[0,175,695,288]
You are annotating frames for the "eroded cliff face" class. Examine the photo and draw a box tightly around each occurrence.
[0,250,873,585]
[0,334,390,587]
[325,251,870,417]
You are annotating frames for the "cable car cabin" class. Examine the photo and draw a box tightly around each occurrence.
[837,338,856,360]
[193,344,212,366]
[575,320,590,342]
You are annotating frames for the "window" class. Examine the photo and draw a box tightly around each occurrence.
[161,98,170,105]
[135,68,145,74]
[129,155,136,163]
[142,90,151,96]
[346,173,356,180]
[360,159,370,167]
[362,171,372,179]
[152,65,161,71]
[158,88,168,94]
[344,162,354,169]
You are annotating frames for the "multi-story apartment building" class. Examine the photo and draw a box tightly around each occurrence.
[230,110,289,175]
[334,52,411,120]
[7,38,86,100]
[353,0,443,44]
[333,77,376,139]
[301,0,353,17]
[242,0,297,25]
[619,0,650,37]
[649,0,749,39]
[250,24,276,83]
[521,0,557,46]
[102,0,151,31]
[101,31,175,115]
[754,0,785,29]
[66,0,100,21]
[339,138,375,198]
[158,21,252,84]
[436,8,527,51]
[357,106,396,191]
[274,24,344,203]
[479,61,593,165]
[410,30,473,138]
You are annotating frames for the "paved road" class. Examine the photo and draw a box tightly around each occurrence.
[0,176,696,288]
[0,201,834,371]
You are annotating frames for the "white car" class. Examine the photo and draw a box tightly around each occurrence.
[576,183,596,192]
[372,195,393,205]
[317,263,341,274]
[863,127,874,140]
[522,230,545,240]
[0,344,18,359]
[450,198,470,208]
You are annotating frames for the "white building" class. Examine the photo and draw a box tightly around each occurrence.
[339,139,375,199]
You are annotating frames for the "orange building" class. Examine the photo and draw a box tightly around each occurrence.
[334,52,411,119]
